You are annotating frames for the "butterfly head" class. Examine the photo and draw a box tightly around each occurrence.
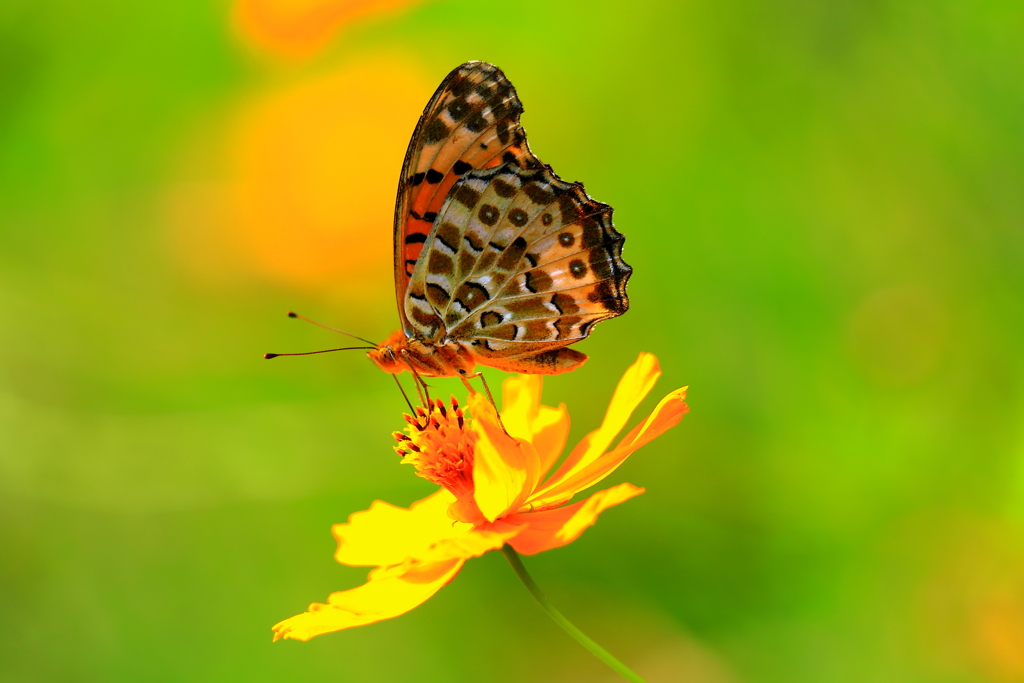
[367,329,409,374]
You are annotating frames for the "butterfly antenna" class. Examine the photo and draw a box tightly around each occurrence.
[286,311,377,346]
[264,347,375,359]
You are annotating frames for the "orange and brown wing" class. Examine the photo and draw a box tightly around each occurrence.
[394,61,540,336]
[405,164,630,374]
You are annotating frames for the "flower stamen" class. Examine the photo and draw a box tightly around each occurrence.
[393,397,477,498]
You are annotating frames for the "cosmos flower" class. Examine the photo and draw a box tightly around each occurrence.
[273,352,688,641]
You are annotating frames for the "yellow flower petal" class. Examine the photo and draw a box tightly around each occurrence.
[500,374,543,440]
[505,483,645,555]
[527,388,688,510]
[333,490,469,568]
[446,491,486,525]
[271,558,464,641]
[500,374,568,481]
[540,352,662,491]
[375,525,520,571]
[532,403,571,479]
[470,393,541,522]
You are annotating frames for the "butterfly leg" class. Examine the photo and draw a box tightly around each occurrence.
[457,370,495,406]
[412,371,432,409]
[458,369,508,434]
[391,374,416,413]
[400,349,432,408]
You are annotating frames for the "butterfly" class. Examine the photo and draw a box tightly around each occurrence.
[366,61,631,383]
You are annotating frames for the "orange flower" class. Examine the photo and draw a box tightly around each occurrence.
[272,353,688,641]
[232,0,422,60]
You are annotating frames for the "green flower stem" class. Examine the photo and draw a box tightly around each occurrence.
[501,545,649,683]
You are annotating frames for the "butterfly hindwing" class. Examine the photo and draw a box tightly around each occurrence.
[394,62,539,335]
[405,164,630,371]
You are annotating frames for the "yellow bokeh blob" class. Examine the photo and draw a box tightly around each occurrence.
[227,55,432,299]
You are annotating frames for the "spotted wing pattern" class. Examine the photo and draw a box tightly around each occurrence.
[404,164,631,373]
[394,62,539,335]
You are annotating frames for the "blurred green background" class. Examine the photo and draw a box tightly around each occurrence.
[3,0,1023,681]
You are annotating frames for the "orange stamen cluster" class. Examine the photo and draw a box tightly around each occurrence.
[392,397,477,498]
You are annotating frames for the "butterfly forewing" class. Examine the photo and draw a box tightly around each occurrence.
[405,164,631,372]
[394,62,539,335]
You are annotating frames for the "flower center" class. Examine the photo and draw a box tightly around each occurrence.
[393,397,477,498]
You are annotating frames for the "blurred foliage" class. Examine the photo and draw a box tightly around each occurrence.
[2,0,1024,681]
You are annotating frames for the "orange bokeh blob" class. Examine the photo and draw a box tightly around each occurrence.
[227,55,432,298]
[232,0,420,60]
